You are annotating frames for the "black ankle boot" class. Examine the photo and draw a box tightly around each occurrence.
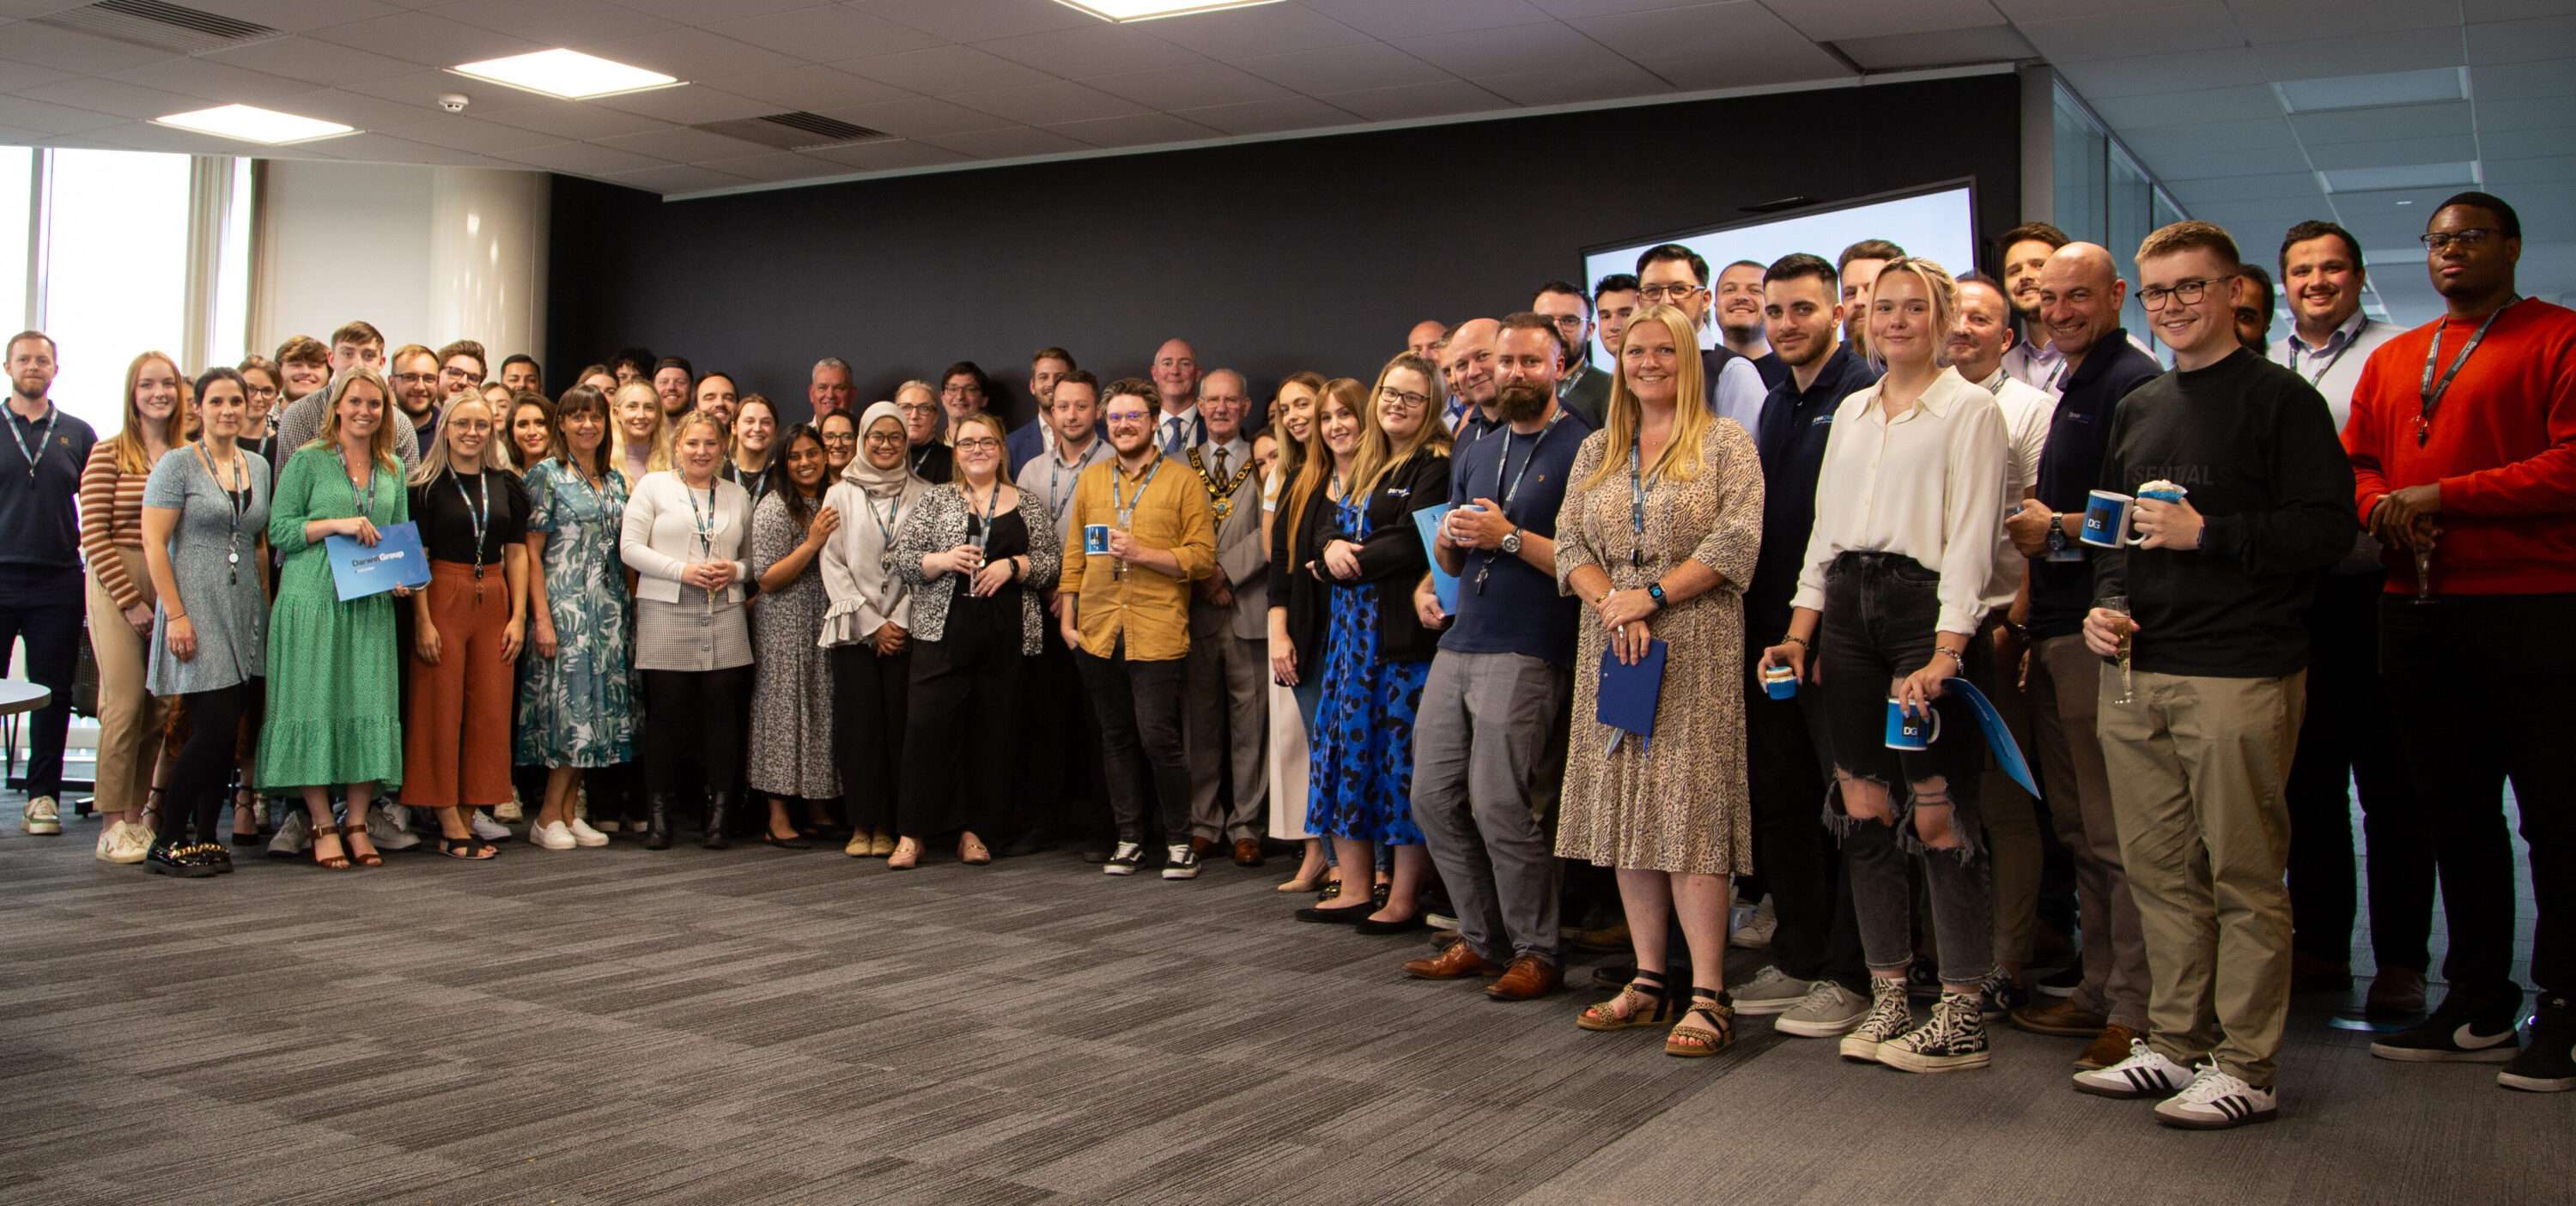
[644,792,675,851]
[702,788,732,850]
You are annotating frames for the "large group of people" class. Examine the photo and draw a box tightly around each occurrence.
[3,189,2569,1128]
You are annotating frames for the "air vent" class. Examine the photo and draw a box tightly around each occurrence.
[37,0,281,54]
[696,112,896,153]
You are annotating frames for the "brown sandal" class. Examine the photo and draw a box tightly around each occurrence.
[343,821,384,868]
[1665,988,1736,1058]
[1578,971,1675,1032]
[308,823,352,872]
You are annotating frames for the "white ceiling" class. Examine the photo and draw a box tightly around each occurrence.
[0,1,2564,321]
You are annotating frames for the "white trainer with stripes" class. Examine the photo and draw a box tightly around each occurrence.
[2154,1065,2277,1130]
[2071,1038,2192,1100]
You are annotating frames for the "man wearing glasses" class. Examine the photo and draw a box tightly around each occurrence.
[1631,244,1769,432]
[436,338,487,428]
[2350,192,2576,1094]
[1533,281,1610,427]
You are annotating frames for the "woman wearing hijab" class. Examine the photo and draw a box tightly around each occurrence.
[818,402,929,858]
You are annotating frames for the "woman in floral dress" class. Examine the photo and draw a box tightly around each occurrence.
[517,383,635,837]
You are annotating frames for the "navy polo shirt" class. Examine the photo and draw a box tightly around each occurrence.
[2027,330,2163,640]
[1440,406,1594,666]
[1744,344,1878,639]
[0,401,98,591]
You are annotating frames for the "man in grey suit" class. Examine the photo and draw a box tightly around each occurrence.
[1182,369,1270,867]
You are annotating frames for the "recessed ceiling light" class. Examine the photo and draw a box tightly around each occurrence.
[154,104,355,145]
[2396,199,2414,205]
[1048,0,1284,21]
[451,49,682,101]
[2315,162,2478,194]
[2275,67,2466,114]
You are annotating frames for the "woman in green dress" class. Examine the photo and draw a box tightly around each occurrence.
[258,367,411,870]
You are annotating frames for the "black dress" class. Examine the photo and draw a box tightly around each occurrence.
[895,507,1025,838]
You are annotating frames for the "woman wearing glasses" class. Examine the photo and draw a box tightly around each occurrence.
[820,402,928,857]
[622,411,756,850]
[1298,355,1451,930]
[883,412,1058,869]
[817,409,860,478]
[895,380,953,484]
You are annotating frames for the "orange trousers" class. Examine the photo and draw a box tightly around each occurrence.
[401,561,514,807]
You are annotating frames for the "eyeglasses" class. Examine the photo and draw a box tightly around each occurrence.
[862,431,905,445]
[392,373,436,385]
[954,437,1001,451]
[245,385,278,398]
[1377,386,1431,409]
[2421,228,2497,252]
[1638,283,1701,303]
[2138,276,2229,310]
[821,432,858,445]
[897,403,940,416]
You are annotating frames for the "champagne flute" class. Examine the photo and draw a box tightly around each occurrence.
[2101,594,2136,704]
[2412,532,2436,603]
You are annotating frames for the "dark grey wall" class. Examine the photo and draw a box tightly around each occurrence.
[545,73,2021,428]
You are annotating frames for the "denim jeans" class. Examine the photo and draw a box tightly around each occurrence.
[1818,551,1996,986]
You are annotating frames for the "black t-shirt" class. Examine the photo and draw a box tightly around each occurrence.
[951,505,1028,621]
[910,440,953,484]
[410,469,530,568]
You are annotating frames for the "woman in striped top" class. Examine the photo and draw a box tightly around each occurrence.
[81,350,190,864]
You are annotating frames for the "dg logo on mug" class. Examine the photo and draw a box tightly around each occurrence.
[1885,698,1941,751]
[2080,489,2142,549]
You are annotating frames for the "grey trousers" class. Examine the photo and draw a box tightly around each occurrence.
[1184,627,1269,841]
[1408,650,1565,965]
[2026,634,2152,1030]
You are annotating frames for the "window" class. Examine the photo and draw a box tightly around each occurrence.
[0,148,27,339]
[2052,88,2107,245]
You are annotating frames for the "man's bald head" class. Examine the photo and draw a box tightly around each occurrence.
[1443,317,1500,415]
[1406,319,1449,361]
[1151,338,1199,414]
[2037,241,2128,362]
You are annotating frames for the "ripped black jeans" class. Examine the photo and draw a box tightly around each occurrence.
[1818,552,1996,986]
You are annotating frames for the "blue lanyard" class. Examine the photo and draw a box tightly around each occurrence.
[967,479,1001,555]
[7,406,56,480]
[681,480,716,561]
[1626,439,1648,568]
[2287,318,2368,386]
[1110,455,1160,526]
[450,470,490,585]
[1493,413,1562,509]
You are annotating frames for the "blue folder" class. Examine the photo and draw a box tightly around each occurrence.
[1595,638,1668,756]
[325,520,432,602]
[1413,504,1459,614]
[1938,677,2040,797]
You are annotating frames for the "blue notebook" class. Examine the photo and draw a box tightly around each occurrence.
[1595,638,1668,756]
[1413,504,1459,614]
[325,521,432,602]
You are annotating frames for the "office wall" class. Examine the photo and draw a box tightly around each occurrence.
[255,161,548,367]
[545,73,2021,427]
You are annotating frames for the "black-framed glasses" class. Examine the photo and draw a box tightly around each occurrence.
[862,431,905,445]
[821,431,858,445]
[954,437,1002,451]
[2139,276,2229,310]
[1638,283,1701,303]
[1377,385,1431,409]
[2421,228,2497,252]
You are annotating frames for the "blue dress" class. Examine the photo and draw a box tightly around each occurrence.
[1304,500,1429,846]
[514,460,636,768]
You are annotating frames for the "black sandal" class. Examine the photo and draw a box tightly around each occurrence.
[1578,970,1675,1032]
[230,786,264,845]
[1666,987,1736,1058]
[438,836,500,861]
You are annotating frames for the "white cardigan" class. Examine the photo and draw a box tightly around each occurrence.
[622,470,753,605]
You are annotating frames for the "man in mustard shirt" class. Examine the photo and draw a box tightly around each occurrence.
[1061,378,1218,879]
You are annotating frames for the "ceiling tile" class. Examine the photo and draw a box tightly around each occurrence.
[2088,82,2278,130]
[1823,23,2035,70]
[1082,61,1292,110]
[605,162,755,194]
[593,124,778,162]
[2305,133,2482,169]
[0,94,132,134]
[1168,94,1359,135]
[200,35,422,88]
[0,24,178,74]
[2225,0,2458,42]
[1143,3,1376,60]
[1778,0,2008,42]
[703,5,945,61]
[2014,3,2248,63]
[2142,140,2313,181]
[306,11,544,67]
[803,136,969,170]
[2052,46,2266,97]
[2471,58,2576,99]
[267,86,450,130]
[1041,109,1222,148]
[606,0,816,19]
[853,0,1094,45]
[2258,29,2469,82]
[187,0,407,33]
[2484,153,2576,184]
[495,138,672,174]
[917,123,1091,159]
[2166,170,2323,204]
[1317,77,1516,121]
[838,45,1058,96]
[2121,117,2301,163]
[586,28,811,82]
[369,112,562,153]
[1234,39,1443,94]
[976,21,1206,78]
[2478,95,2576,131]
[811,94,1018,137]
[110,56,311,105]
[477,94,671,140]
[945,79,1145,124]
[2466,14,2576,64]
[591,86,778,124]
[14,76,204,121]
[1526,0,1720,14]
[1578,3,1848,88]
[2290,100,2474,145]
[1297,0,1555,40]
[1388,21,1639,79]
[342,68,501,113]
[312,130,515,167]
[693,150,849,183]
[0,60,72,94]
[1469,65,1660,106]
[422,0,681,46]
[708,64,915,113]
[2483,125,2576,159]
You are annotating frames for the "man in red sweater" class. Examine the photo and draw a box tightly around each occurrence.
[2345,191,2576,1094]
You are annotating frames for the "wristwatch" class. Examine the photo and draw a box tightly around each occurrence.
[2046,513,2068,554]
[1500,527,1523,555]
[1646,582,1668,609]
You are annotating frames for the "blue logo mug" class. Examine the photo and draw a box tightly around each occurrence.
[1761,664,1797,700]
[2080,489,2142,549]
[1084,524,1110,555]
[1885,698,1941,751]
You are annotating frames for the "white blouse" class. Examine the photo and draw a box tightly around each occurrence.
[621,470,753,605]
[1792,367,2010,636]
[816,480,920,646]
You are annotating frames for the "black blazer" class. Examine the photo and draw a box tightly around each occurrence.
[1268,483,1334,671]
[1321,450,1449,664]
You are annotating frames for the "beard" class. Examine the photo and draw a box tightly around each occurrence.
[1496,381,1550,424]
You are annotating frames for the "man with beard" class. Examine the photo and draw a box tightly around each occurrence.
[500,355,541,396]
[1007,346,1075,471]
[808,357,855,421]
[1150,338,1204,454]
[1534,281,1610,427]
[1725,253,1879,1035]
[1019,370,1114,857]
[1060,379,1217,879]
[1716,258,1789,389]
[2233,265,2275,355]
[1835,239,1905,362]
[1181,370,1270,867]
[276,321,420,472]
[652,356,693,418]
[1593,274,1639,374]
[2,330,94,840]
[1633,244,1769,431]
[1999,222,2072,391]
[1402,313,1593,1001]
[389,342,444,443]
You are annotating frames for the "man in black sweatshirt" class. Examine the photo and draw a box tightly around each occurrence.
[2072,221,2356,1130]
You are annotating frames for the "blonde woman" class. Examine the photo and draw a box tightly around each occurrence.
[724,393,781,507]
[80,350,191,863]
[403,395,530,858]
[621,410,754,850]
[612,379,671,483]
[1264,372,1342,894]
[259,368,412,870]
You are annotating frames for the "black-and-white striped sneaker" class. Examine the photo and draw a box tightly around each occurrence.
[1879,991,1990,1073]
[1838,977,1913,1064]
[2154,1064,2277,1130]
[2072,1038,2193,1099]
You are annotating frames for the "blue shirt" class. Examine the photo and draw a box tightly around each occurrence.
[2027,330,2164,639]
[1440,405,1595,665]
[1745,345,1879,638]
[0,402,98,582]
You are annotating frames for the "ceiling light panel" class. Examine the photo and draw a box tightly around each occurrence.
[451,49,683,101]
[2316,161,2481,193]
[1050,0,1284,22]
[2275,67,2466,113]
[153,102,355,144]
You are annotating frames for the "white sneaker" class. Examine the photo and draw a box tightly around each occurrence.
[2073,1038,2196,1100]
[21,795,60,834]
[94,820,147,864]
[566,815,610,847]
[1776,980,1871,1037]
[469,811,510,841]
[368,802,422,851]
[268,809,309,857]
[1731,965,1813,1015]
[2154,1064,2277,1130]
[494,794,523,822]
[527,820,577,851]
[1729,894,1777,949]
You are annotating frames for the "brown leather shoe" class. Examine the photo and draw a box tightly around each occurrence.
[2075,1022,2143,1070]
[1403,941,1504,980]
[1485,955,1563,1002]
[1232,838,1263,867]
[1188,835,1218,859]
[2010,995,2109,1037]
[2365,967,2427,1016]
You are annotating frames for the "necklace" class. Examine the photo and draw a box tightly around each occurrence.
[194,442,248,585]
[1187,444,1253,522]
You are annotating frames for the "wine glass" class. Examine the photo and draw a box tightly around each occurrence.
[2101,594,2136,704]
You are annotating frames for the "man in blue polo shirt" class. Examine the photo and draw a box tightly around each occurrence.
[1,330,94,838]
[1403,312,1594,1002]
